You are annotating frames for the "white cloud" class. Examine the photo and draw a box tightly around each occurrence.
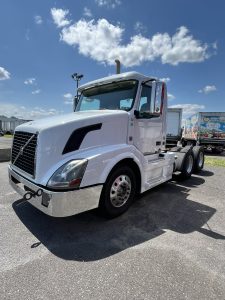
[53,12,214,67]
[0,102,63,120]
[212,42,217,50]
[83,7,92,18]
[34,15,43,25]
[31,89,41,95]
[63,93,73,98]
[170,104,205,117]
[160,77,170,83]
[25,29,30,41]
[0,67,10,80]
[51,8,71,28]
[157,26,210,65]
[95,0,121,8]
[134,22,147,34]
[24,78,36,85]
[63,93,73,104]
[60,18,123,63]
[198,85,217,94]
[168,93,175,100]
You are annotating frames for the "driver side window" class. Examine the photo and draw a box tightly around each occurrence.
[138,83,163,118]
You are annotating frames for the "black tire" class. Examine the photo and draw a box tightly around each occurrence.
[179,150,194,180]
[193,146,205,173]
[99,165,136,218]
[212,148,223,154]
[181,138,186,147]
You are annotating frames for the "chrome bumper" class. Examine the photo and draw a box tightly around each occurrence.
[8,165,102,217]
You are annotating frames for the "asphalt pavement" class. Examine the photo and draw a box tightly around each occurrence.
[0,137,12,162]
[0,137,12,149]
[0,162,225,299]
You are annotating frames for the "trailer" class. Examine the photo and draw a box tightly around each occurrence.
[8,71,205,218]
[166,108,182,148]
[182,112,225,153]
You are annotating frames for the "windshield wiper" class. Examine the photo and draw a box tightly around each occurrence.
[142,78,156,85]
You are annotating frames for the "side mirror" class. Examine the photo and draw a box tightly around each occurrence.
[73,96,79,112]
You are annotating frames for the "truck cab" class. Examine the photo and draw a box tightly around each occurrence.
[76,72,167,154]
[8,72,204,218]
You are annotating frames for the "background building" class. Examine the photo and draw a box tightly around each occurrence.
[0,116,31,134]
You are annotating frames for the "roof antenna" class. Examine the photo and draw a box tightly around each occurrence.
[115,59,121,74]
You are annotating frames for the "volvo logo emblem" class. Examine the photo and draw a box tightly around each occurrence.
[19,146,24,156]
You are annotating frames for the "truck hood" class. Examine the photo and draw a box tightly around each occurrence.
[17,110,127,133]
[14,110,129,183]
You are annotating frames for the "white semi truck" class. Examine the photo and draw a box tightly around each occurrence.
[8,72,205,218]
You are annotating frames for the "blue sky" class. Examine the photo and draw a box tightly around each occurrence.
[0,0,224,119]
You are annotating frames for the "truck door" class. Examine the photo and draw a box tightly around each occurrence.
[133,81,165,154]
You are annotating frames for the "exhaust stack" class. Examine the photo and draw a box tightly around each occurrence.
[115,59,121,74]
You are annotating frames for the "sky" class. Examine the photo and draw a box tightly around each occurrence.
[0,0,225,120]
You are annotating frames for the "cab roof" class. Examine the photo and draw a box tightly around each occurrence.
[78,71,159,91]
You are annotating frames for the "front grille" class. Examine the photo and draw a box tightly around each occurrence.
[11,131,38,177]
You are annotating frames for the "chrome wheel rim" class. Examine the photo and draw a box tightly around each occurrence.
[198,152,204,167]
[110,175,131,208]
[187,155,194,174]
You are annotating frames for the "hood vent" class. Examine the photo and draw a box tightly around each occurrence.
[62,123,102,154]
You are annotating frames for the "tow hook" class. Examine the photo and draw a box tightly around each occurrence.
[23,188,43,201]
[25,188,51,208]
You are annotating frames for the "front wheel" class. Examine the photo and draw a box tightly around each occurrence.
[99,166,136,218]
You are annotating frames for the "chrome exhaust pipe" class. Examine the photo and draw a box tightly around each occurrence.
[115,59,121,74]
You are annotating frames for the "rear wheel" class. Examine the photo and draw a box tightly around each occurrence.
[212,148,223,154]
[181,138,186,147]
[99,166,136,218]
[193,146,205,173]
[179,151,194,180]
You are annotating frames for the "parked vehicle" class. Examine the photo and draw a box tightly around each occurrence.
[8,71,205,218]
[182,112,225,153]
[166,108,183,148]
[0,130,4,136]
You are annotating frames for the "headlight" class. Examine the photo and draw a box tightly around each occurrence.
[47,159,88,190]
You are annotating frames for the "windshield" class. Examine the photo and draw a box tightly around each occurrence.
[76,80,138,112]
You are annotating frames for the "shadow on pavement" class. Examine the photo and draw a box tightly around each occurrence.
[196,170,214,177]
[12,174,224,261]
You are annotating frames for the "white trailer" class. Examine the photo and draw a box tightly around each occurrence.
[166,108,182,148]
[8,72,205,218]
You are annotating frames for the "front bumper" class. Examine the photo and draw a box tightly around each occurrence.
[8,165,103,217]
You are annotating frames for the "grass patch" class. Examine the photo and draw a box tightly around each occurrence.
[3,134,13,138]
[205,157,225,167]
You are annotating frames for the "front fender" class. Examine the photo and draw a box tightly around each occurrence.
[38,144,144,189]
[80,144,144,188]
[99,150,142,184]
